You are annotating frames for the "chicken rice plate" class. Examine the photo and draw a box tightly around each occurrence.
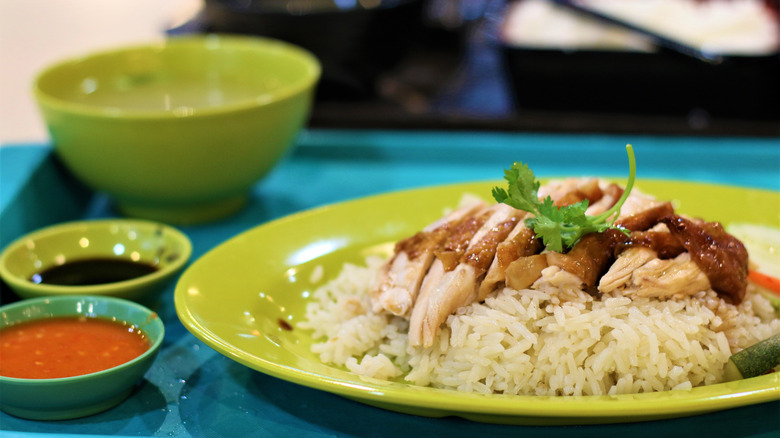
[300,151,780,396]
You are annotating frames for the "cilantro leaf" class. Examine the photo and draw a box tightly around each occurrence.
[492,144,636,252]
[491,162,540,213]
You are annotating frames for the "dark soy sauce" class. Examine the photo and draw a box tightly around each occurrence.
[31,258,158,286]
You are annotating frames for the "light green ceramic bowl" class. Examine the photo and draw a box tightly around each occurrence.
[0,219,192,301]
[33,35,321,224]
[0,295,165,420]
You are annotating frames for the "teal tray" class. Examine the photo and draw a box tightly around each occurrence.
[1,130,778,437]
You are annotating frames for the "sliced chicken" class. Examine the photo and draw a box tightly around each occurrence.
[409,204,521,347]
[545,230,626,290]
[538,178,592,203]
[593,210,748,303]
[544,201,675,290]
[616,189,663,218]
[408,178,600,346]
[375,177,750,350]
[486,178,606,294]
[617,229,686,259]
[406,205,497,345]
[585,183,623,216]
[537,178,580,201]
[661,215,749,304]
[553,178,603,207]
[504,254,548,291]
[598,247,659,293]
[478,216,540,298]
[617,202,674,231]
[610,251,712,298]
[370,199,487,317]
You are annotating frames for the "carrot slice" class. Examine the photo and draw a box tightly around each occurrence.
[748,269,780,296]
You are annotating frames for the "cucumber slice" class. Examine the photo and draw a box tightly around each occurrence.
[724,333,780,381]
[726,223,780,279]
[726,222,780,311]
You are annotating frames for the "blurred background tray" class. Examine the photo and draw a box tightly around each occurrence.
[170,0,780,137]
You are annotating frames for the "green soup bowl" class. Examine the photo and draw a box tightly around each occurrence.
[33,35,321,224]
[0,219,192,302]
[0,295,165,420]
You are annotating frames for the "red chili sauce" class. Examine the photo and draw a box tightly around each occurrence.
[0,316,151,379]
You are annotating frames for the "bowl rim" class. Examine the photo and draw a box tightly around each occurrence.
[0,218,193,296]
[0,295,165,384]
[32,34,322,120]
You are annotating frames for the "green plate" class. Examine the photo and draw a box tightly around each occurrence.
[174,180,780,425]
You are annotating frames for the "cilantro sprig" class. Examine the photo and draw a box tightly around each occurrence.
[492,144,636,252]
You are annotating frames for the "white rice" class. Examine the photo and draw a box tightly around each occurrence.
[299,257,780,396]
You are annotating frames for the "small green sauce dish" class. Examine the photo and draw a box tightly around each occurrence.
[0,295,165,420]
[0,219,192,302]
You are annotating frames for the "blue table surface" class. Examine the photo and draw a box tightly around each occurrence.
[1,130,779,437]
